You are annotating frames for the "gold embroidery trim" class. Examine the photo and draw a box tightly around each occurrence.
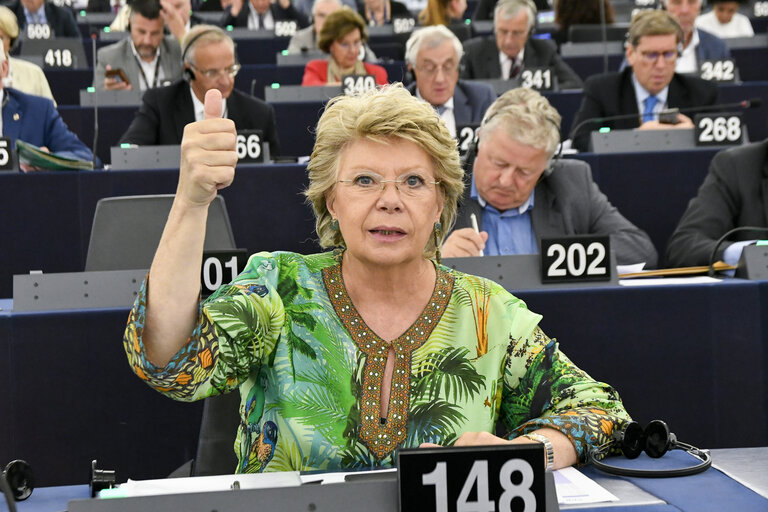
[322,263,454,460]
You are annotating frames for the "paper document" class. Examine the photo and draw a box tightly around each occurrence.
[620,276,721,286]
[554,467,619,505]
[100,472,302,498]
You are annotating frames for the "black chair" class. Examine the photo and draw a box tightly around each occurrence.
[568,23,630,43]
[193,392,241,476]
[85,194,236,271]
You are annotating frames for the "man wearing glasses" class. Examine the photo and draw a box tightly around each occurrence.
[460,0,582,90]
[405,25,496,138]
[442,87,657,268]
[570,10,717,152]
[119,25,280,157]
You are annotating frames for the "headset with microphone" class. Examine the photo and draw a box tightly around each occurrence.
[181,27,228,82]
[588,420,711,478]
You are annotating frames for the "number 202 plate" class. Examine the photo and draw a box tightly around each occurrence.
[540,235,611,284]
[398,444,546,512]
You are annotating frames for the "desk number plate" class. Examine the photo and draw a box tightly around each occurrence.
[398,444,546,512]
[540,235,611,283]
[201,249,248,296]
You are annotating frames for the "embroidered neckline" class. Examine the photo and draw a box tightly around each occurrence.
[322,262,454,460]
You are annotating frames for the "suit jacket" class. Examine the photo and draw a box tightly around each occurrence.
[570,67,718,152]
[454,158,658,267]
[695,28,731,63]
[93,36,183,91]
[666,141,768,267]
[119,79,281,157]
[220,3,310,29]
[9,1,79,38]
[460,36,583,90]
[2,87,93,162]
[406,79,496,126]
[301,59,388,86]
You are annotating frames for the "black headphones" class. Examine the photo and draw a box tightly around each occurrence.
[1,460,34,507]
[588,420,712,478]
[181,28,221,81]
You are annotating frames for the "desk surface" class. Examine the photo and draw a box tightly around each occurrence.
[14,448,768,512]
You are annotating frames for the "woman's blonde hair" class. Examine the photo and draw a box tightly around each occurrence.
[305,84,464,258]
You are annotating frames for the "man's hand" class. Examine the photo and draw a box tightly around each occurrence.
[160,0,188,40]
[177,89,237,207]
[103,64,132,91]
[442,228,488,258]
[639,113,695,130]
[278,0,291,10]
[20,146,50,172]
[228,0,244,17]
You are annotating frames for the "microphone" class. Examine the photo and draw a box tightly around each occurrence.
[91,31,99,170]
[707,226,768,277]
[569,97,763,149]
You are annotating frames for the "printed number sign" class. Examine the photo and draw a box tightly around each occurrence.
[456,125,479,157]
[0,138,14,171]
[236,129,264,163]
[754,1,768,16]
[274,20,297,37]
[699,59,736,82]
[520,68,554,91]
[393,17,415,34]
[43,48,73,68]
[200,249,248,296]
[694,114,743,146]
[398,444,546,512]
[540,235,611,283]
[342,74,376,96]
[26,23,51,39]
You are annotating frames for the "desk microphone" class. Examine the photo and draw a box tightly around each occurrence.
[569,97,763,147]
[707,226,768,277]
[91,32,99,170]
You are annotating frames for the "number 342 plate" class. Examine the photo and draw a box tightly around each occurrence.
[398,444,551,512]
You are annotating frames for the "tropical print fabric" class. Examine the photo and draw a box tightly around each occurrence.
[124,251,630,473]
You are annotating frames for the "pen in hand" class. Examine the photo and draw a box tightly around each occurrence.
[470,213,484,257]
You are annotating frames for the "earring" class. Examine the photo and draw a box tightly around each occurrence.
[433,221,442,265]
[331,218,339,231]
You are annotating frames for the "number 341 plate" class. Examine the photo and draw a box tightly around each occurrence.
[398,444,551,512]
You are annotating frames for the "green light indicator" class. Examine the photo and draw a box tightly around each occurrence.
[103,26,111,33]
[226,25,233,31]
[120,143,132,148]
[271,83,280,89]
[87,86,95,93]
[598,127,611,133]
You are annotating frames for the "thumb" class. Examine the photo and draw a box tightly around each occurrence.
[203,88,223,120]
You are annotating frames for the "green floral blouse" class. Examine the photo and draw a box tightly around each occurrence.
[124,251,630,473]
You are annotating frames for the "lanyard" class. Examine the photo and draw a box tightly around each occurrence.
[134,52,162,90]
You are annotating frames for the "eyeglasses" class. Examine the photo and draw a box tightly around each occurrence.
[337,39,362,51]
[416,61,459,77]
[639,50,677,63]
[337,172,441,197]
[191,63,241,79]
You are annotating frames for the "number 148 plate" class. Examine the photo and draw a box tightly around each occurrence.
[397,444,547,512]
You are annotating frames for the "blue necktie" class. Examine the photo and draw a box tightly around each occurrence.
[643,95,658,123]
[435,105,447,116]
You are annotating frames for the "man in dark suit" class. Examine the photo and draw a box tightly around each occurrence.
[570,10,718,152]
[0,47,93,170]
[220,0,309,29]
[120,25,280,157]
[461,0,582,90]
[9,0,79,37]
[405,25,496,138]
[443,87,657,267]
[666,140,768,267]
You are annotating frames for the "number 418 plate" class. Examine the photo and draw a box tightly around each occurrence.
[397,444,547,512]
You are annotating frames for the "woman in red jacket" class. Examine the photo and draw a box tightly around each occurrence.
[302,8,388,86]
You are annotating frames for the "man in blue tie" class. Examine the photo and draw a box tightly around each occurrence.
[569,9,718,152]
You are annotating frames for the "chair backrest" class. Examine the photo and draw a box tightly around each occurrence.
[194,392,241,476]
[85,194,236,271]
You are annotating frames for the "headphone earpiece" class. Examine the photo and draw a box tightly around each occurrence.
[184,66,195,81]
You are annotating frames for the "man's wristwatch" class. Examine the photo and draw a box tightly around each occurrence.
[523,432,555,471]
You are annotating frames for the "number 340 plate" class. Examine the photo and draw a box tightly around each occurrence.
[540,235,611,283]
[398,444,548,512]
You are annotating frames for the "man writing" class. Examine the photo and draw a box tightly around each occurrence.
[94,0,183,91]
[443,88,657,268]
[405,25,496,138]
[570,9,717,152]
[461,0,582,90]
[119,24,280,157]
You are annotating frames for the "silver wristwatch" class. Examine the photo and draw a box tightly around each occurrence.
[523,432,555,471]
